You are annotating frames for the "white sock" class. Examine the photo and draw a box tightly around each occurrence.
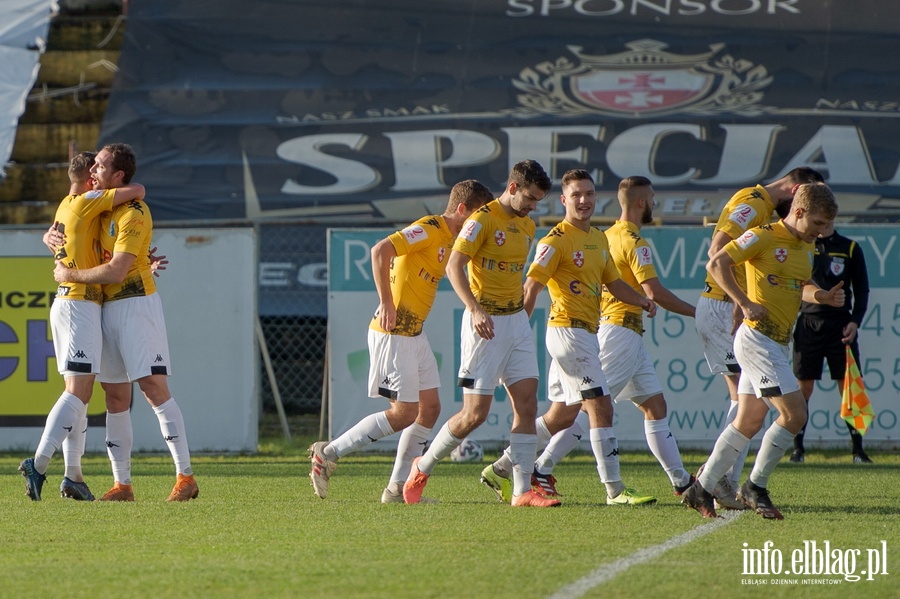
[35,391,84,474]
[591,427,623,498]
[509,432,537,497]
[153,398,192,476]
[698,424,750,492]
[722,400,748,485]
[644,418,690,488]
[418,422,462,475]
[536,411,587,474]
[749,422,795,489]
[388,422,431,489]
[494,415,552,477]
[62,411,88,482]
[493,447,513,477]
[328,411,394,460]
[105,411,133,484]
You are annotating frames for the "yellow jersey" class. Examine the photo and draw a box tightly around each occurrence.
[369,214,453,337]
[52,188,117,303]
[527,221,618,334]
[701,185,775,301]
[99,199,157,302]
[453,199,534,315]
[599,220,657,336]
[724,220,814,345]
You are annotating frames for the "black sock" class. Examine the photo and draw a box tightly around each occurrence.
[847,422,863,453]
[794,425,806,452]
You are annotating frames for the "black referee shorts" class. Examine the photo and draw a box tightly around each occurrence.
[792,314,860,381]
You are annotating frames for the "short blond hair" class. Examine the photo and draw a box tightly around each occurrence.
[793,183,838,219]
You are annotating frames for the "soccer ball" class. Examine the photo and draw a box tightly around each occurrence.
[450,438,484,463]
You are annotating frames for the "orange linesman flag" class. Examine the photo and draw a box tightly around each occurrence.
[841,345,874,436]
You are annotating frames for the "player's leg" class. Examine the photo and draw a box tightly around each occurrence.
[383,387,440,503]
[23,300,100,501]
[99,382,136,501]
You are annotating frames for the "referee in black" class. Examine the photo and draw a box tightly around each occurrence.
[791,221,871,463]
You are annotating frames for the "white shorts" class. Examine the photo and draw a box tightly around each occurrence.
[457,310,538,395]
[546,327,608,406]
[367,329,440,403]
[99,294,172,383]
[695,296,740,376]
[597,324,662,405]
[50,299,102,376]
[734,323,798,401]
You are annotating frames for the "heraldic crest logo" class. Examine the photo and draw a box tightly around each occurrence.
[512,39,774,118]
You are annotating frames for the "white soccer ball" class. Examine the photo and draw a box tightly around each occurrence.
[450,438,484,463]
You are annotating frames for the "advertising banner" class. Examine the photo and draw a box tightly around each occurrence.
[101,0,900,224]
[0,228,258,452]
[328,225,899,448]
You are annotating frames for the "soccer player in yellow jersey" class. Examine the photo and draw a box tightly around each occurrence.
[307,180,492,502]
[480,169,658,505]
[53,143,199,502]
[18,151,145,501]
[694,167,823,504]
[404,160,556,507]
[683,184,843,520]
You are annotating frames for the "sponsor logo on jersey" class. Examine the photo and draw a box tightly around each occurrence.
[402,224,428,244]
[728,203,757,227]
[461,219,481,242]
[636,245,653,266]
[735,230,759,249]
[534,243,555,267]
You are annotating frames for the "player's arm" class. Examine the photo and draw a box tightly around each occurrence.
[54,251,137,285]
[640,278,694,318]
[370,237,398,332]
[848,243,870,330]
[110,183,146,207]
[523,277,544,318]
[605,278,656,318]
[707,248,765,321]
[801,280,845,307]
[447,249,493,340]
[707,230,735,259]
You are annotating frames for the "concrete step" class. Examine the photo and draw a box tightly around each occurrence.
[20,88,109,124]
[11,123,101,163]
[36,49,120,88]
[47,15,125,51]
[0,164,68,223]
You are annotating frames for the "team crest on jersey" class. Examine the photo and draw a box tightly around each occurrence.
[830,257,844,275]
[495,230,506,246]
[728,203,756,227]
[774,248,787,262]
[402,224,428,245]
[437,247,446,263]
[573,251,584,267]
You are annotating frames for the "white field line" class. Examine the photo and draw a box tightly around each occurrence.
[548,510,746,599]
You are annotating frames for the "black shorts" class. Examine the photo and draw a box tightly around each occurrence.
[792,314,860,381]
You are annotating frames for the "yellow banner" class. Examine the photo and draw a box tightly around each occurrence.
[0,256,106,422]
